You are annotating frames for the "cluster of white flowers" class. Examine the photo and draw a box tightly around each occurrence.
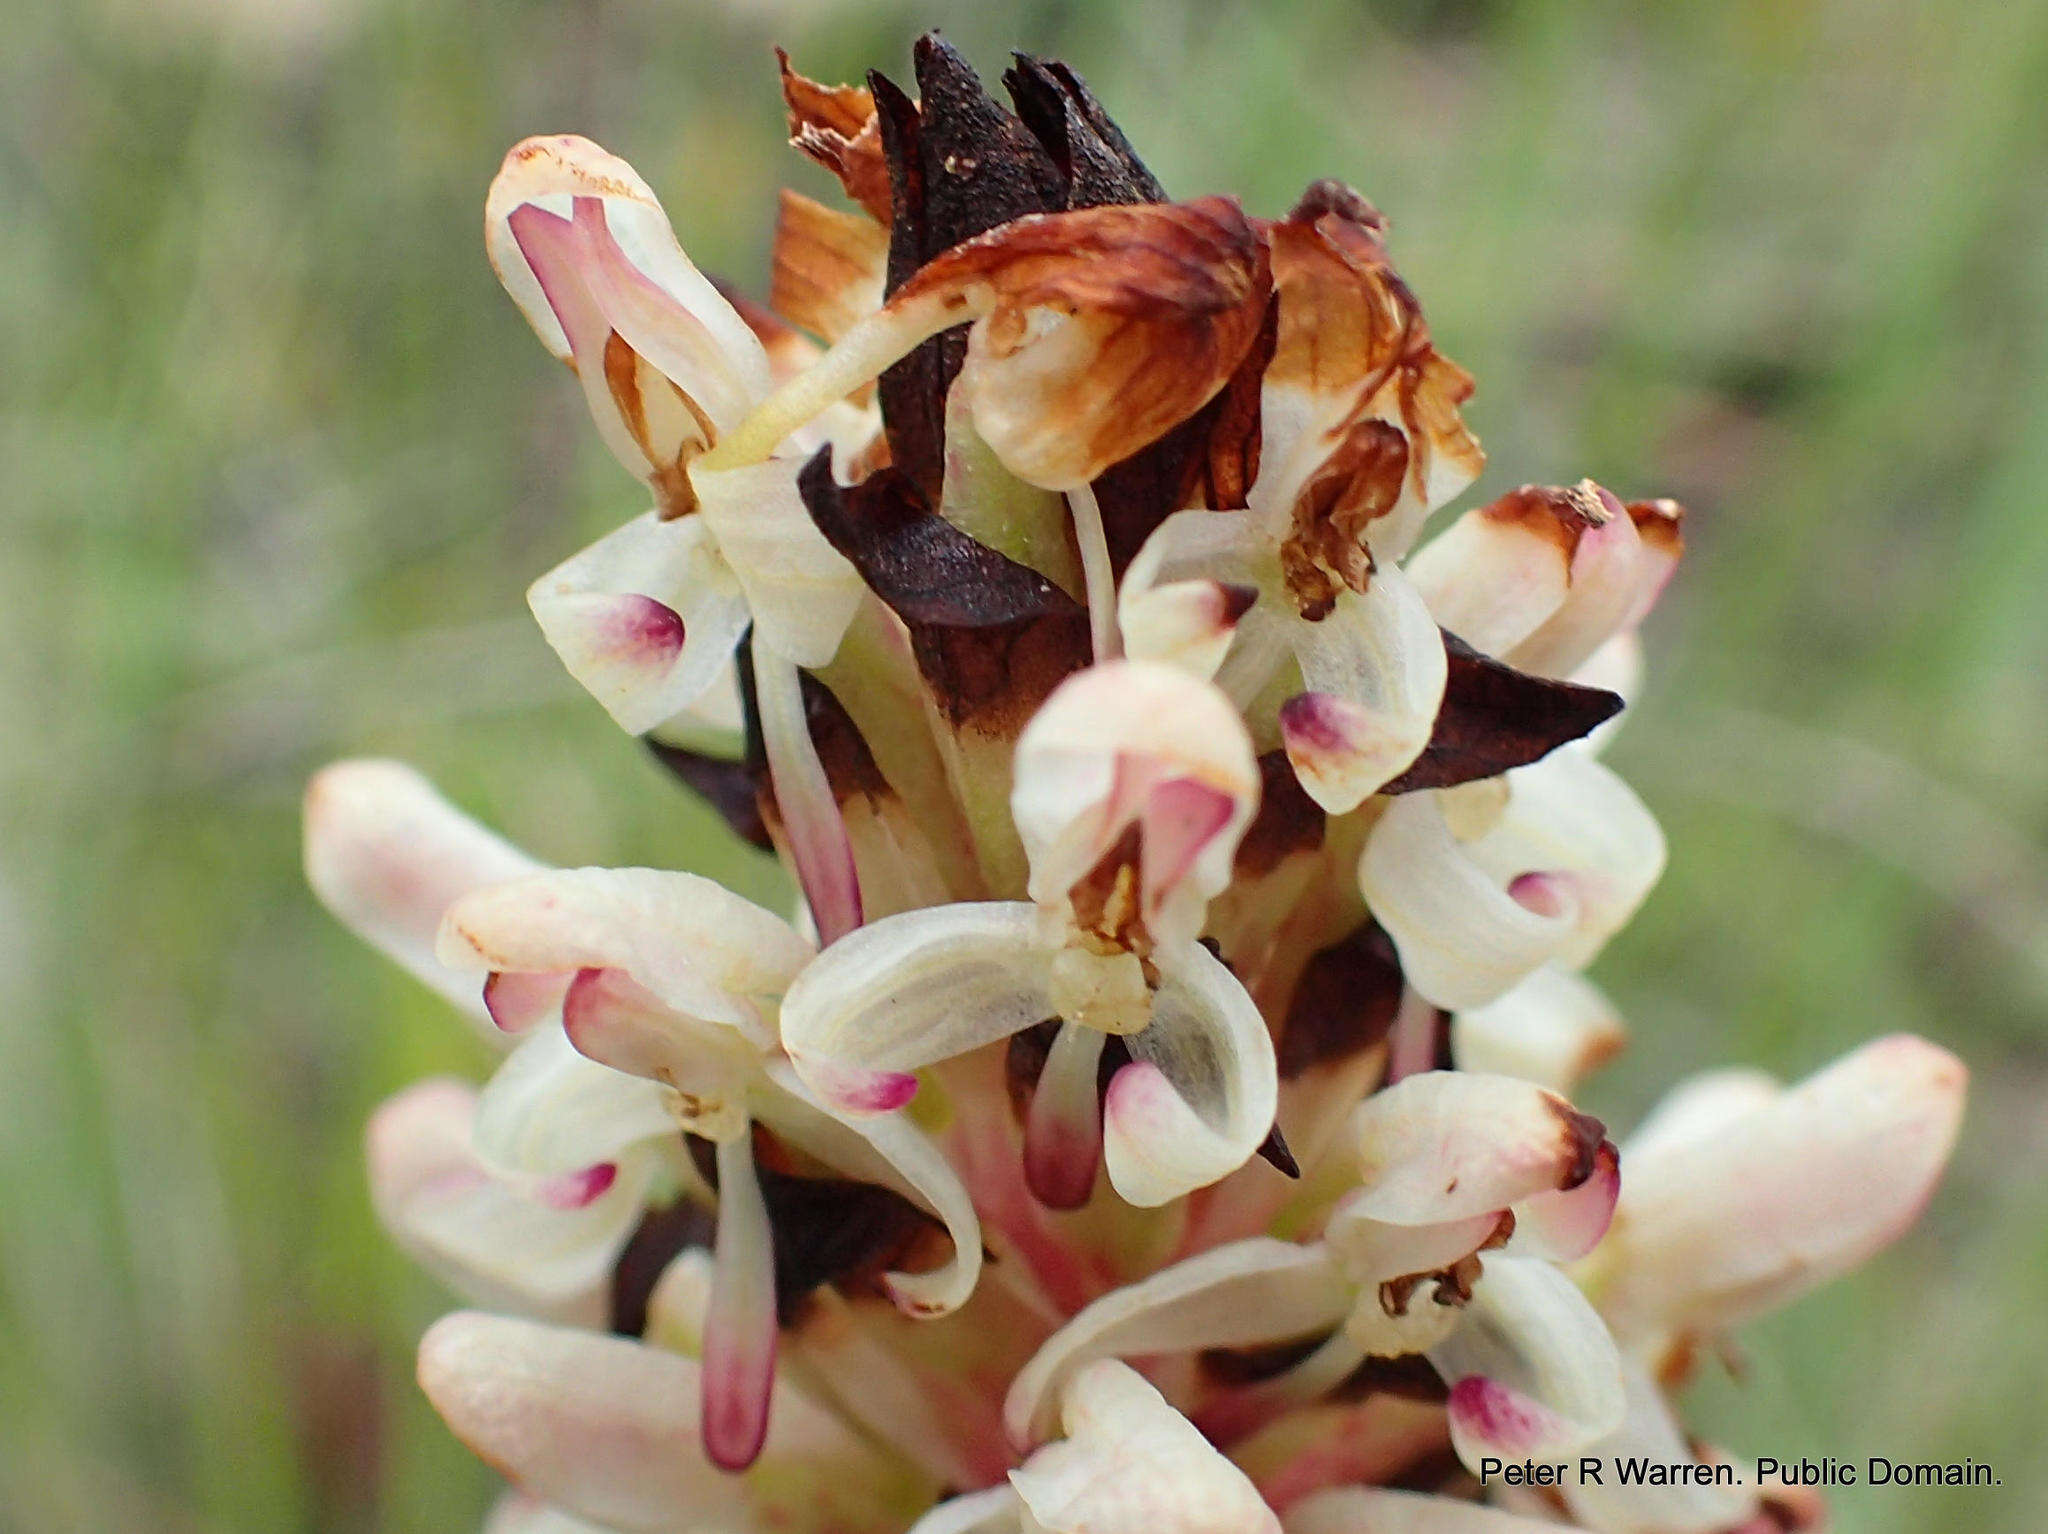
[306,36,1965,1534]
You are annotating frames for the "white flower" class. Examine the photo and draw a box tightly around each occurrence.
[1005,1071,1625,1473]
[436,866,984,1468]
[487,133,872,937]
[781,660,1279,1209]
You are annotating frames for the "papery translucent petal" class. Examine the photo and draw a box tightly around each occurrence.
[694,459,864,668]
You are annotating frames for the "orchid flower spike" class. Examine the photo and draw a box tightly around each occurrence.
[781,660,1279,1210]
[311,36,1966,1534]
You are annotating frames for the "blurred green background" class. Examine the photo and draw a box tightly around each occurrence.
[5,0,2045,1527]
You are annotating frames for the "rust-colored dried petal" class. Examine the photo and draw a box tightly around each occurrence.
[1268,183,1407,397]
[771,190,889,346]
[1478,480,1615,556]
[895,197,1273,488]
[1090,291,1279,573]
[777,49,891,223]
[797,451,1091,733]
[1380,633,1623,794]
[1268,180,1483,542]
[1626,495,1687,559]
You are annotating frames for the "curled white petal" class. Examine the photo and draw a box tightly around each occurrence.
[779,902,1053,1113]
[527,512,751,736]
[1279,565,1447,813]
[436,866,812,1032]
[1361,751,1664,1009]
[472,1020,682,1177]
[366,1080,640,1321]
[1428,1255,1626,1468]
[758,1061,984,1318]
[1105,940,1280,1207]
